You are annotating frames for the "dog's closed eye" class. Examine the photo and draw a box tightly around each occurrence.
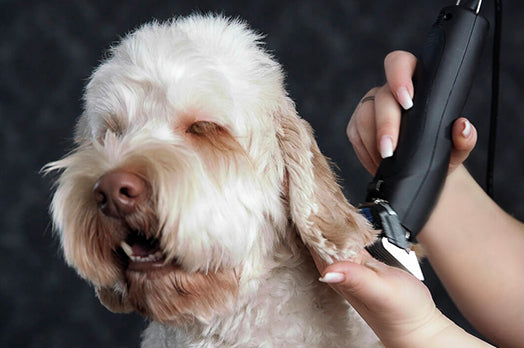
[186,121,223,135]
[100,116,125,139]
[185,120,244,156]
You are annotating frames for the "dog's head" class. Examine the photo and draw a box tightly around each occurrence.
[45,15,374,325]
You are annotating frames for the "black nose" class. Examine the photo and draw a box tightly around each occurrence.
[93,171,146,218]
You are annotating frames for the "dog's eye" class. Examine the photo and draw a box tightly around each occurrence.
[103,117,124,136]
[186,121,222,135]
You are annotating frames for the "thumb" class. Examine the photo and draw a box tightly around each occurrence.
[449,118,477,172]
[319,252,394,305]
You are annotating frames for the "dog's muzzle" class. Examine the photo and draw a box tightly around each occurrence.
[93,170,167,272]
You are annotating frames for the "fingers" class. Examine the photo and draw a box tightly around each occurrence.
[375,85,402,159]
[377,51,416,157]
[318,251,409,307]
[319,251,388,284]
[383,51,478,172]
[347,88,381,174]
[308,244,330,275]
[317,250,442,346]
[449,117,478,172]
[349,50,477,176]
[319,251,377,288]
[348,84,403,174]
[318,250,430,314]
[384,50,417,109]
[348,51,417,174]
[310,247,393,303]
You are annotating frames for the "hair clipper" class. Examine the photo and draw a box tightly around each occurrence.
[360,0,489,280]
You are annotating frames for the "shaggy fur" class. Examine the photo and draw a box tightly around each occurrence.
[45,14,381,347]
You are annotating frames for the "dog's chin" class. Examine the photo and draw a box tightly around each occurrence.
[103,228,240,325]
[124,262,239,325]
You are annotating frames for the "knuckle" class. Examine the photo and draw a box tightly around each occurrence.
[376,125,397,143]
[384,50,403,66]
[367,86,380,96]
[354,109,373,131]
[346,125,358,144]
[375,84,391,98]
[384,50,416,66]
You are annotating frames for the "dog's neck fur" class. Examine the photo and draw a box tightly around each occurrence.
[141,242,378,347]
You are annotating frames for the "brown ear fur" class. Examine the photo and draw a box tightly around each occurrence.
[276,98,376,262]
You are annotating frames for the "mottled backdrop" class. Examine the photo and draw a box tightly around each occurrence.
[2,0,523,347]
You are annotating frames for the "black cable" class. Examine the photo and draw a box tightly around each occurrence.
[487,0,502,198]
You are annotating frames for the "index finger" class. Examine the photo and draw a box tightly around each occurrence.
[384,51,417,110]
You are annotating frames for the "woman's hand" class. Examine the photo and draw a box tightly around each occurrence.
[312,250,446,347]
[346,51,477,175]
[311,250,495,347]
[311,50,497,347]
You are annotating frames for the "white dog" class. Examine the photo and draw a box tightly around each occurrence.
[45,14,381,347]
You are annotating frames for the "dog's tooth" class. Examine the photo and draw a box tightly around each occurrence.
[120,241,134,258]
[122,243,164,263]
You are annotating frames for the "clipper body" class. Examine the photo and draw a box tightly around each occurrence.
[361,1,488,278]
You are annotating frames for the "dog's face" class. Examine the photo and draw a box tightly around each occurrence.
[45,15,374,325]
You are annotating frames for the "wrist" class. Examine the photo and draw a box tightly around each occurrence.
[378,308,452,348]
[381,308,493,348]
[417,165,471,241]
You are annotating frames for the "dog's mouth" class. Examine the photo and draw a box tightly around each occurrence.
[119,231,168,272]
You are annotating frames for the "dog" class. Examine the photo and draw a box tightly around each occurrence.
[45,14,381,347]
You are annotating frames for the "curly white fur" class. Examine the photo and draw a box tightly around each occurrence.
[45,14,381,347]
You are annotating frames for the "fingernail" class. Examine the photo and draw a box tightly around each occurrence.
[396,87,413,110]
[461,119,472,138]
[379,135,394,159]
[319,272,345,284]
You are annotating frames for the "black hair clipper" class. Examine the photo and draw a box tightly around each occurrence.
[361,0,489,280]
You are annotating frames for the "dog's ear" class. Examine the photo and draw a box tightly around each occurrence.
[276,98,376,263]
[95,287,134,314]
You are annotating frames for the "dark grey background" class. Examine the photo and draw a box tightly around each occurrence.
[2,0,523,347]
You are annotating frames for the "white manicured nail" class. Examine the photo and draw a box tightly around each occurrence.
[379,136,394,159]
[319,272,345,284]
[461,119,472,138]
[396,87,413,110]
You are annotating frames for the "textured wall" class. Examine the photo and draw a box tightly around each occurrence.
[2,0,522,347]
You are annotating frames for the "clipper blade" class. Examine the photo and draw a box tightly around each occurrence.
[366,237,424,280]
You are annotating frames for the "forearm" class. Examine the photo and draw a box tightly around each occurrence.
[377,307,493,348]
[418,165,524,347]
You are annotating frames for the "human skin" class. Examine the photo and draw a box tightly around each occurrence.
[315,50,524,347]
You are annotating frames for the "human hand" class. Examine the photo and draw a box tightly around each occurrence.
[312,250,457,347]
[347,50,478,175]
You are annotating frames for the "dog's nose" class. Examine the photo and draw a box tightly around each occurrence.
[93,171,146,218]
